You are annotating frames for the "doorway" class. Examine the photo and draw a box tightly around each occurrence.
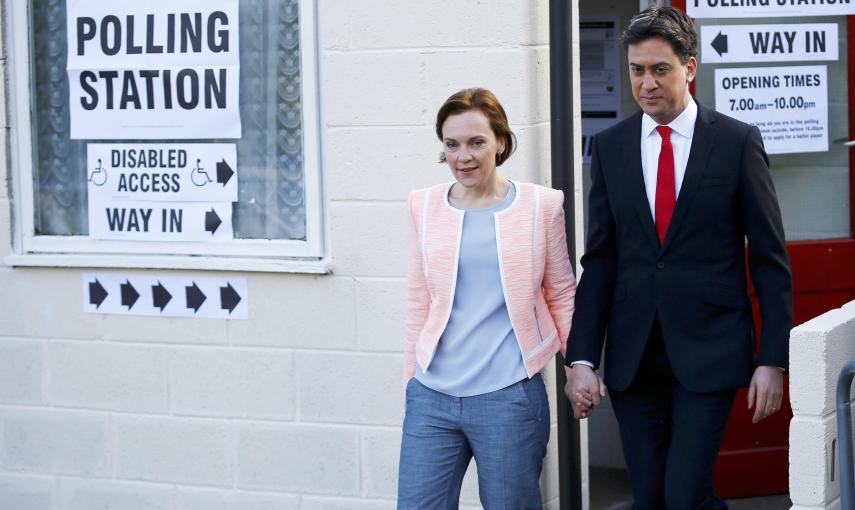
[574,0,855,506]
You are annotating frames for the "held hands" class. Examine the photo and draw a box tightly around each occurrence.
[747,365,784,424]
[563,365,607,419]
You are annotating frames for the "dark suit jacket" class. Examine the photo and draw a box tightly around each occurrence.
[567,101,793,393]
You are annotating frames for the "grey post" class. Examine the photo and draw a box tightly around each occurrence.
[837,360,855,510]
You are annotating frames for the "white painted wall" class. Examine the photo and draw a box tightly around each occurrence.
[0,1,562,509]
[790,299,855,510]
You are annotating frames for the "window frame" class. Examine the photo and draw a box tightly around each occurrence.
[4,0,330,273]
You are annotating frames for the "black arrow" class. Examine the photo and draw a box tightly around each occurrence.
[152,281,172,312]
[205,209,222,235]
[220,283,242,314]
[216,159,234,186]
[186,282,206,313]
[89,279,108,309]
[120,280,140,310]
[711,31,728,57]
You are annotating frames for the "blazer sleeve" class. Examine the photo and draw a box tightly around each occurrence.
[739,126,794,369]
[403,190,431,383]
[542,189,576,362]
[566,134,617,369]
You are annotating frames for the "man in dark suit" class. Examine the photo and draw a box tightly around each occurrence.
[563,6,793,509]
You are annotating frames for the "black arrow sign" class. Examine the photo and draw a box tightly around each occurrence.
[186,282,207,313]
[120,280,140,310]
[152,281,172,312]
[711,31,728,57]
[220,283,242,314]
[89,279,108,309]
[216,159,234,186]
[205,209,222,235]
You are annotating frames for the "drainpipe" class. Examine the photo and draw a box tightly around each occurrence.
[549,1,582,509]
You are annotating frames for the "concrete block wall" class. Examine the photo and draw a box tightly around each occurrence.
[0,1,559,509]
[790,300,855,509]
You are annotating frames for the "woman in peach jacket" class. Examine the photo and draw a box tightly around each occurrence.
[397,88,577,509]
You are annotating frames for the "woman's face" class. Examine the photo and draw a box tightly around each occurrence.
[441,109,504,189]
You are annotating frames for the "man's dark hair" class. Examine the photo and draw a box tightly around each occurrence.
[621,6,697,63]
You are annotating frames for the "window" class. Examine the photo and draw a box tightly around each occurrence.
[7,0,327,272]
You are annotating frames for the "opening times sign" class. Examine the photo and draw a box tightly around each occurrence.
[715,65,828,154]
[688,0,855,18]
[67,0,241,139]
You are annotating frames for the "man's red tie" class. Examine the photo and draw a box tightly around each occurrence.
[655,126,675,244]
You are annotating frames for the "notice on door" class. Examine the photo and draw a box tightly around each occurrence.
[715,65,828,154]
[701,23,838,63]
[580,17,622,164]
[66,0,241,139]
[688,1,855,19]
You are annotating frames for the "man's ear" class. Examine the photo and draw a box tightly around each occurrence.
[686,56,698,83]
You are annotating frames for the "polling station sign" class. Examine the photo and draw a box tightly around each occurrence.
[688,0,855,18]
[715,65,828,154]
[701,23,838,63]
[87,143,237,202]
[66,0,241,139]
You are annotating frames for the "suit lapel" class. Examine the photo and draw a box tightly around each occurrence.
[659,103,717,255]
[424,183,464,308]
[624,112,660,250]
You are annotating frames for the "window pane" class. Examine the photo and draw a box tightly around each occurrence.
[693,16,850,241]
[30,0,307,240]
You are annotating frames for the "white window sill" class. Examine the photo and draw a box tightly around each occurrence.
[4,253,332,274]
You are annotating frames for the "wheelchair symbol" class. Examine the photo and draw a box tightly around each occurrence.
[89,159,107,186]
[191,159,213,186]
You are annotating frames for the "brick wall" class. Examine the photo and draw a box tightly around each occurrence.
[0,1,559,508]
[790,300,855,509]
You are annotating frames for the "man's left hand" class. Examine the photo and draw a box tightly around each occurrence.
[747,365,784,424]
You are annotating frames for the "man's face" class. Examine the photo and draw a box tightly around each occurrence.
[628,36,696,125]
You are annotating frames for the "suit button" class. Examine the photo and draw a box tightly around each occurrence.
[657,262,665,269]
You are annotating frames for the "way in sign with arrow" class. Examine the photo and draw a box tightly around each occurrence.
[701,24,838,64]
[83,274,248,319]
[90,202,234,241]
[205,209,222,235]
[711,31,728,56]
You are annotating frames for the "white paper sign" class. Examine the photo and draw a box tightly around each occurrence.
[66,0,241,139]
[688,0,855,19]
[701,24,838,63]
[88,200,233,241]
[83,273,248,319]
[87,143,237,202]
[580,17,622,164]
[715,65,828,154]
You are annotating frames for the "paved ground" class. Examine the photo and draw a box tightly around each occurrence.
[590,467,792,510]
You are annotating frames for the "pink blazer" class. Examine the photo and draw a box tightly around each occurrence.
[404,181,576,382]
